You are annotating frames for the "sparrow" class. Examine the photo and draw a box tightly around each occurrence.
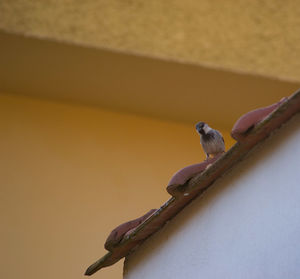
[195,122,225,160]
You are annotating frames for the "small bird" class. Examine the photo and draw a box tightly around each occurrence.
[195,122,225,160]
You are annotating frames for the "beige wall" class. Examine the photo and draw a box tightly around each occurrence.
[0,93,235,279]
[2,31,298,131]
[1,1,297,278]
[1,0,300,81]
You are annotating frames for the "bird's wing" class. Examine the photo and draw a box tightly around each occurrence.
[211,130,225,143]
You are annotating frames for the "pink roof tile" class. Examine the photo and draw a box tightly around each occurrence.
[167,155,221,197]
[231,97,288,141]
[104,209,157,251]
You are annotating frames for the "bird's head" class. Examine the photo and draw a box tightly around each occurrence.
[195,121,209,135]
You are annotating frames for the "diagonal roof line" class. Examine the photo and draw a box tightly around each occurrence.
[85,89,300,276]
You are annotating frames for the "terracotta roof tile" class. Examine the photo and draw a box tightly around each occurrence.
[104,209,157,252]
[85,89,300,276]
[231,97,288,141]
[167,155,221,197]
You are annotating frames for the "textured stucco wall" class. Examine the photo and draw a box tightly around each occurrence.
[1,1,300,82]
[124,114,300,279]
[1,31,299,130]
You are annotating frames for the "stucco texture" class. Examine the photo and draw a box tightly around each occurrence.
[1,0,300,81]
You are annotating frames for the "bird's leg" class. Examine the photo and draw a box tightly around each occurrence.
[214,151,225,157]
[205,153,210,160]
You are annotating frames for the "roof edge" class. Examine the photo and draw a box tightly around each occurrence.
[85,89,300,276]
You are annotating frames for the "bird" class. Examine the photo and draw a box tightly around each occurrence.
[195,122,225,160]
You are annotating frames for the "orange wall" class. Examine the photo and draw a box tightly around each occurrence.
[0,93,235,279]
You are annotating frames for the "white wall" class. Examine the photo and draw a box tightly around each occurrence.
[124,114,300,279]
